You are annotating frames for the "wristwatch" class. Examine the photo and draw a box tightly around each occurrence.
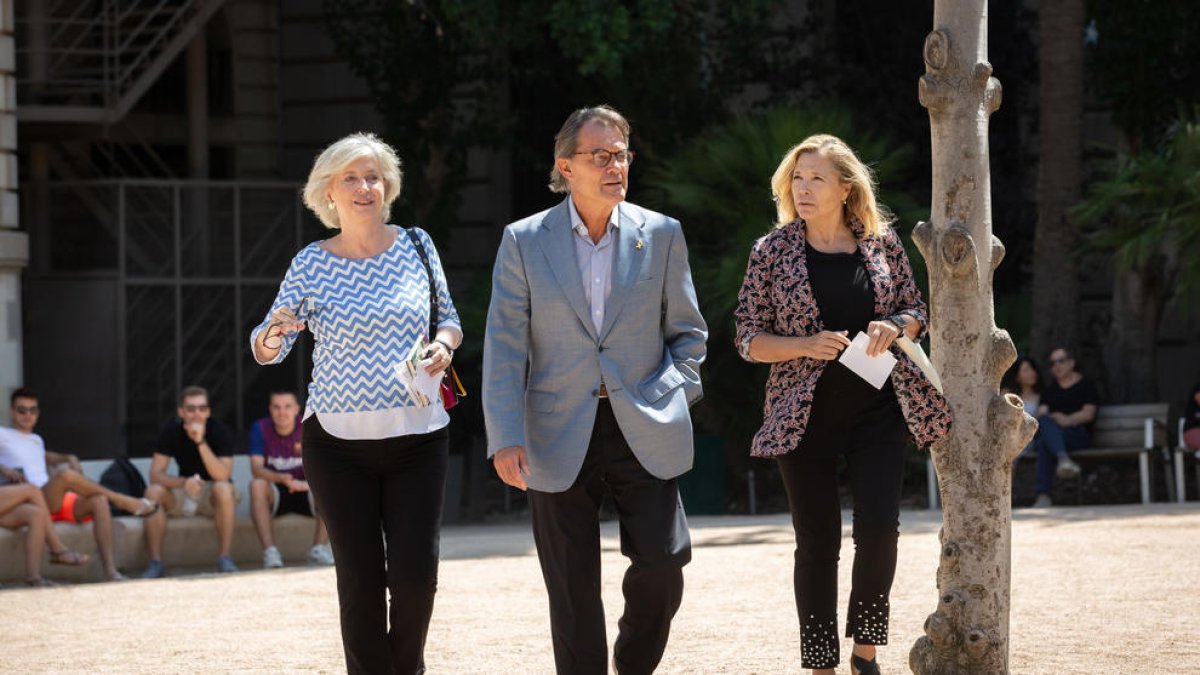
[434,338,456,357]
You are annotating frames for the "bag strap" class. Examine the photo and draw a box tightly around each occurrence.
[404,227,437,339]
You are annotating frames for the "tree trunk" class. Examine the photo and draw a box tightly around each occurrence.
[1103,264,1169,403]
[1030,0,1084,362]
[909,4,1036,673]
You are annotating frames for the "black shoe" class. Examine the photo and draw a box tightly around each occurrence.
[851,653,882,675]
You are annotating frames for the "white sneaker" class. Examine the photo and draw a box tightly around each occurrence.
[1056,457,1081,479]
[262,546,284,569]
[1033,493,1053,508]
[307,544,335,566]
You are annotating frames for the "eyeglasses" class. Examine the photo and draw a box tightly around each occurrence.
[182,404,210,413]
[1049,357,1070,365]
[13,405,38,415]
[573,148,635,168]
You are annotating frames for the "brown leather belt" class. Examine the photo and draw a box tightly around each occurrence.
[598,382,609,398]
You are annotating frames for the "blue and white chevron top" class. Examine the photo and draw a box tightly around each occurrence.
[250,225,461,440]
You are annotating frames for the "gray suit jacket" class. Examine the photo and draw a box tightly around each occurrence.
[483,198,708,493]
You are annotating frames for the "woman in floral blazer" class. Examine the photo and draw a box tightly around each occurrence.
[734,134,951,675]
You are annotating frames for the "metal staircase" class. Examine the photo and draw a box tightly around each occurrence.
[15,0,229,124]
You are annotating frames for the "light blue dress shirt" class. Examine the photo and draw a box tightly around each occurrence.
[568,197,619,334]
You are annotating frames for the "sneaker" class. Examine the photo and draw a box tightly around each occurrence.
[307,544,335,566]
[262,546,284,569]
[1056,457,1081,479]
[141,559,166,579]
[216,555,239,573]
[1033,493,1053,508]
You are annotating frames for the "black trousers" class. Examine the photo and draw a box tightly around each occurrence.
[302,415,449,675]
[776,381,909,670]
[527,400,692,675]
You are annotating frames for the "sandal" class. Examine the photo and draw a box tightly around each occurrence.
[130,497,160,518]
[49,548,90,566]
[851,654,882,675]
[24,576,60,587]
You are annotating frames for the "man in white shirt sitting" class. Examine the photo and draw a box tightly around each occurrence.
[0,387,160,581]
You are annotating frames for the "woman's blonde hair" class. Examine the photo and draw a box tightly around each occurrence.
[769,133,892,238]
[302,132,404,229]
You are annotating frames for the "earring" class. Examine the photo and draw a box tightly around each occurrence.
[327,200,336,211]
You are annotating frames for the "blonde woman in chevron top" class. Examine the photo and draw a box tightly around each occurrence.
[251,132,461,675]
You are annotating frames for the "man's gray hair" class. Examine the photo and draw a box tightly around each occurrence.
[548,105,631,194]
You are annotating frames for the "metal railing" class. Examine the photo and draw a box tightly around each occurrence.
[23,178,325,453]
[16,0,229,123]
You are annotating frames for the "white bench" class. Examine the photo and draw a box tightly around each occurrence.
[1173,417,1199,503]
[927,403,1171,508]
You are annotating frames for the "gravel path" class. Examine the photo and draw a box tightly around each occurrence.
[2,503,1196,673]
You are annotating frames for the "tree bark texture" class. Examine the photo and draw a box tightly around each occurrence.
[1030,0,1084,362]
[909,4,1036,674]
[1104,266,1169,403]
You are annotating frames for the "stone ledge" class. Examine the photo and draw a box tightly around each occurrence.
[0,514,323,582]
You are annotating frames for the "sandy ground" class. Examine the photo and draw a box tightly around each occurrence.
[1,503,1197,674]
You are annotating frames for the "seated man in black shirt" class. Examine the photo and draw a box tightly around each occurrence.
[1030,347,1099,507]
[141,385,241,577]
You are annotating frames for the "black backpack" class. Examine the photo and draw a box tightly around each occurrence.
[99,457,148,516]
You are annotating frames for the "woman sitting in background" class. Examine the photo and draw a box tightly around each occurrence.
[1002,355,1042,417]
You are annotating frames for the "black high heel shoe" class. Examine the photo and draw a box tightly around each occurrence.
[851,653,882,675]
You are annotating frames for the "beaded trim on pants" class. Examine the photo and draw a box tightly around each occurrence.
[800,617,840,669]
[847,593,890,645]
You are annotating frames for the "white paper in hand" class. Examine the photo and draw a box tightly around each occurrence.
[394,338,442,407]
[895,336,943,394]
[837,331,897,389]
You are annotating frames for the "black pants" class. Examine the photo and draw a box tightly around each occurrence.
[302,415,449,675]
[776,379,909,670]
[527,400,691,675]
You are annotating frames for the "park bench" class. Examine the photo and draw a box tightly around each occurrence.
[1061,403,1170,505]
[927,402,1171,508]
[1173,417,1199,503]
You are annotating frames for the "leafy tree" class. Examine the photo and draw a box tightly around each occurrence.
[1069,0,1200,399]
[323,0,788,239]
[1085,0,1200,152]
[1073,115,1200,401]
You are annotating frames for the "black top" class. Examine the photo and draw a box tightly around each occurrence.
[1041,377,1100,431]
[805,241,893,402]
[155,418,235,480]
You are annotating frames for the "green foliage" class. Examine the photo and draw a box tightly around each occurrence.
[1074,113,1200,302]
[642,103,925,442]
[1085,0,1200,149]
[322,0,791,240]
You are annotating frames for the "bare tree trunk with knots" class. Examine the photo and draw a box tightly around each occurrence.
[908,2,1037,673]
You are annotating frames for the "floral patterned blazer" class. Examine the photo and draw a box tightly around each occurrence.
[733,218,952,457]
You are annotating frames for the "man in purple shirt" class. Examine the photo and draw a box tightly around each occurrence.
[248,391,332,568]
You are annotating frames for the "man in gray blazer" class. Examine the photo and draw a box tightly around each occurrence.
[483,105,707,675]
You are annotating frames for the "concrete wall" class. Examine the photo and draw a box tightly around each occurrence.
[0,0,25,425]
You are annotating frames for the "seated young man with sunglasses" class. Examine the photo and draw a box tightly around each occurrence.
[141,385,241,578]
[0,387,159,581]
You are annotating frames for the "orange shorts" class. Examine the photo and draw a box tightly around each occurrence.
[50,491,94,524]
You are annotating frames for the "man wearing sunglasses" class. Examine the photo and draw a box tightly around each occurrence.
[140,385,240,577]
[0,387,158,581]
[1029,347,1099,507]
[484,105,707,674]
